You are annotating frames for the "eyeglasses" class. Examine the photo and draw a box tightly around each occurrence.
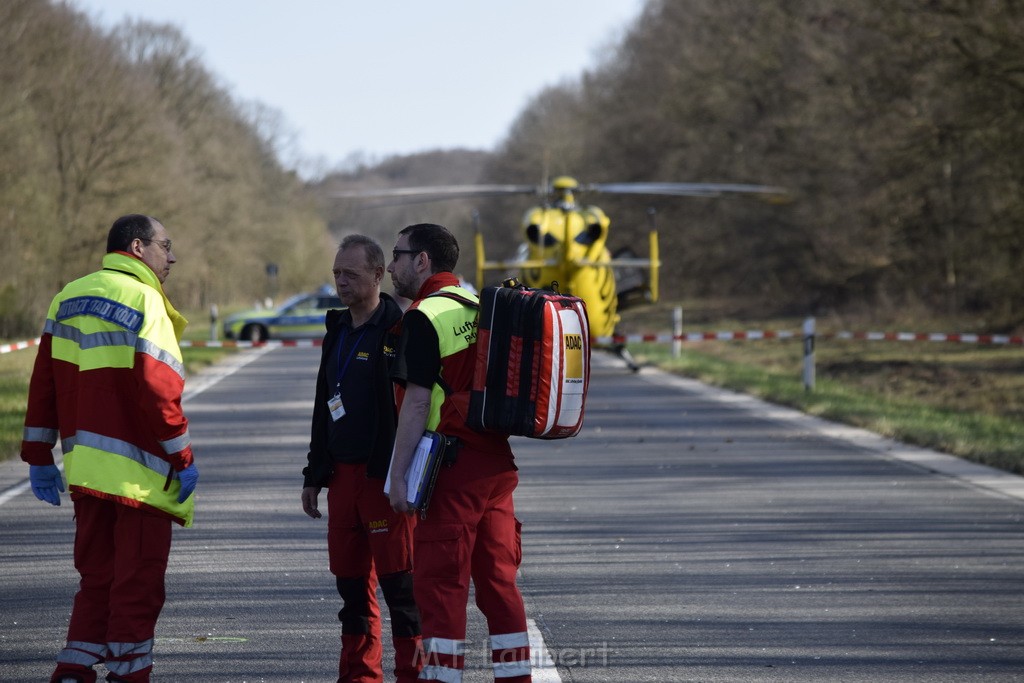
[142,238,173,253]
[392,248,420,261]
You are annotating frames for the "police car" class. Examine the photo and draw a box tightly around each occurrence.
[222,286,342,341]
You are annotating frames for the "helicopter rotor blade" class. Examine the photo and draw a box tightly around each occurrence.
[331,184,540,204]
[581,182,788,199]
[329,179,790,207]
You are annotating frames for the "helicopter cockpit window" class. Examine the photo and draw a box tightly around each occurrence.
[574,222,604,246]
[526,223,558,247]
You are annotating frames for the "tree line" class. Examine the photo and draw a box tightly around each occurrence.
[0,0,331,337]
[328,0,1023,330]
[478,0,1024,329]
[4,0,1021,336]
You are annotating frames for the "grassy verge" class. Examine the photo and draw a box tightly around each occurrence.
[0,349,38,464]
[627,337,1024,474]
[0,311,239,462]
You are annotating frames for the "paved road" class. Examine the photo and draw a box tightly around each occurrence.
[2,346,1023,682]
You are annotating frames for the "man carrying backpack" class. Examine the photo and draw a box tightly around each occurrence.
[387,223,531,683]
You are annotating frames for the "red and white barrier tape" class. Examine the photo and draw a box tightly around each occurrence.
[0,338,41,354]
[179,339,324,348]
[3,330,1021,354]
[596,330,1024,346]
[0,337,325,354]
[824,331,1024,345]
[597,330,798,344]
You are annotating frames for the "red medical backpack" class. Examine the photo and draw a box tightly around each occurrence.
[467,280,590,439]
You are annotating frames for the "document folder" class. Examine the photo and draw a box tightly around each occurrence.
[384,431,448,515]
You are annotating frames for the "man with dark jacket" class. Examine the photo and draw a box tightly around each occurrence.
[301,234,422,682]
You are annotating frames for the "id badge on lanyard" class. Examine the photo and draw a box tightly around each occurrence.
[328,393,346,421]
[328,326,368,422]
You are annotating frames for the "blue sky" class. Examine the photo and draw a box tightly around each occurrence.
[71,1,645,176]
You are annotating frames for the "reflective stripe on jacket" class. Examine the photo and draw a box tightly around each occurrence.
[21,252,195,526]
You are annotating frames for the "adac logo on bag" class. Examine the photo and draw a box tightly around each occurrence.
[563,333,584,380]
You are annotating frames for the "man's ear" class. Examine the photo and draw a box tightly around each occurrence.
[129,238,146,258]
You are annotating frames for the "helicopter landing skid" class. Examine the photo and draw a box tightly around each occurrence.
[610,343,642,373]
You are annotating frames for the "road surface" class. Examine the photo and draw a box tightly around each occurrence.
[2,346,1022,682]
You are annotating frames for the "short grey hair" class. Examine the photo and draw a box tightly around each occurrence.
[339,234,384,271]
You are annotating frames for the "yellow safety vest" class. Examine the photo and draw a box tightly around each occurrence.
[409,285,479,432]
[37,252,194,526]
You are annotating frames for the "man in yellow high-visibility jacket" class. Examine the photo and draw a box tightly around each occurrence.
[22,214,198,683]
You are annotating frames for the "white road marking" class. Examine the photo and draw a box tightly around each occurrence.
[527,618,562,682]
[0,474,31,506]
[181,345,274,402]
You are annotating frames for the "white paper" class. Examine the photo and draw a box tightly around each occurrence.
[384,435,435,505]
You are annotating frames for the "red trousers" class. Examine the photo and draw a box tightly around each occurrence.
[327,463,421,683]
[52,494,172,683]
[414,450,531,683]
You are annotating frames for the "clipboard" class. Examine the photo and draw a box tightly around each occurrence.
[384,431,454,516]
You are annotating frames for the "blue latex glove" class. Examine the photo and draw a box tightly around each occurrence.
[29,465,65,506]
[177,463,199,503]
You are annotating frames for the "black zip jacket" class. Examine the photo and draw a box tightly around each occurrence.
[302,293,403,487]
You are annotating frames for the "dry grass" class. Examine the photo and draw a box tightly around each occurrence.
[618,301,1024,473]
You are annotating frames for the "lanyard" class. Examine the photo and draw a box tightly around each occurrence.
[334,326,369,390]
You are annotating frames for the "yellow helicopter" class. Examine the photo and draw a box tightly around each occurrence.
[334,175,786,366]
